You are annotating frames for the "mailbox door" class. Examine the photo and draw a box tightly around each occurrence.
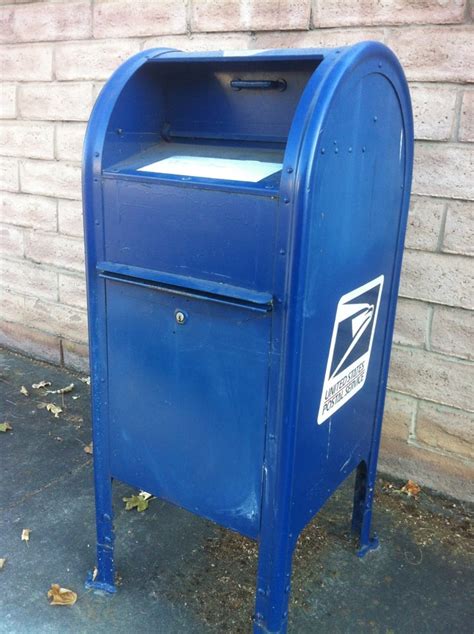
[105,278,271,538]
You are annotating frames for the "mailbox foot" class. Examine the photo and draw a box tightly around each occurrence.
[85,542,116,593]
[357,534,379,558]
[85,569,117,594]
[351,460,379,556]
[253,613,289,634]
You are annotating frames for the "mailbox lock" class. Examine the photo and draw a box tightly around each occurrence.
[175,310,187,325]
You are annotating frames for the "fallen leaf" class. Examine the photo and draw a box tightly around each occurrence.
[54,436,63,442]
[84,442,93,455]
[47,404,63,418]
[80,376,90,385]
[20,385,29,396]
[400,480,421,497]
[0,422,12,433]
[92,566,98,581]
[72,395,80,400]
[38,403,63,418]
[45,383,74,395]
[32,380,52,389]
[0,558,5,570]
[21,528,30,542]
[123,490,153,512]
[47,584,77,606]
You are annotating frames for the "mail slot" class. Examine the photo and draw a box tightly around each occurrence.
[83,43,413,633]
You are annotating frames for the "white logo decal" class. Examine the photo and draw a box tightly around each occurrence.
[317,276,384,424]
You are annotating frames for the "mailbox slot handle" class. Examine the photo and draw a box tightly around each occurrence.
[97,262,273,314]
[230,78,287,91]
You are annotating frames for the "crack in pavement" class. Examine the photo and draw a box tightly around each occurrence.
[0,459,92,513]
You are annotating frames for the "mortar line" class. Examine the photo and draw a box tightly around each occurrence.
[451,87,464,142]
[425,304,434,351]
[436,201,449,252]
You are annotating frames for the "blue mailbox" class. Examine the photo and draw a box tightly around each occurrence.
[83,43,413,633]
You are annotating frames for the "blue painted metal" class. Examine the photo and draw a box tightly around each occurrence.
[83,42,413,632]
[97,261,274,310]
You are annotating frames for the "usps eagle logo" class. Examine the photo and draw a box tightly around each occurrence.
[317,276,384,424]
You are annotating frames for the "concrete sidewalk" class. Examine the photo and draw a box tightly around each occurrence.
[1,347,472,633]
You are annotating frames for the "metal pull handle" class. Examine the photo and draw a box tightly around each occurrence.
[230,78,287,91]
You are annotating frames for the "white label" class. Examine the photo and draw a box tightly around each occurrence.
[317,275,384,425]
[137,156,282,183]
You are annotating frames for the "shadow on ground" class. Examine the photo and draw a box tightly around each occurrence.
[1,348,473,633]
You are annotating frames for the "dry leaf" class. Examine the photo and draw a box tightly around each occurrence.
[400,480,421,497]
[45,383,74,395]
[47,404,63,418]
[0,422,12,433]
[20,385,29,396]
[38,403,63,418]
[0,558,6,570]
[32,381,52,389]
[84,442,93,455]
[80,376,90,385]
[47,584,77,606]
[21,528,30,542]
[123,490,153,512]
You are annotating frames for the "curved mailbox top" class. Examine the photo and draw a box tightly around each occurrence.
[83,42,411,199]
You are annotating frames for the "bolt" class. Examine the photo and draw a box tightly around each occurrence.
[286,167,293,173]
[175,310,186,325]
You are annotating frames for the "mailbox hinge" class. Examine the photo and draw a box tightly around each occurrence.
[97,261,274,314]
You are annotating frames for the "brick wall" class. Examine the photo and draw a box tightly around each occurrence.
[0,0,472,501]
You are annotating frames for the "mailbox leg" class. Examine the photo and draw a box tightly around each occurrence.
[253,537,294,633]
[85,475,116,593]
[351,460,379,557]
